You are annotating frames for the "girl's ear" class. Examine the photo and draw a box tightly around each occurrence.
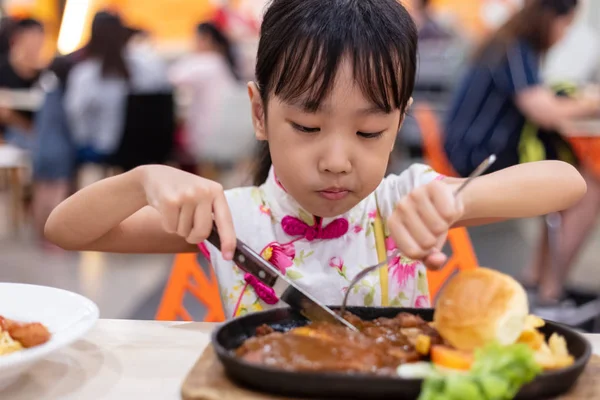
[248,82,267,141]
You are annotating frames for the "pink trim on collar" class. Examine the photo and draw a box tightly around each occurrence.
[272,171,287,192]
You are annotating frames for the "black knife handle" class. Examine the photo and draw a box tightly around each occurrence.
[206,226,278,287]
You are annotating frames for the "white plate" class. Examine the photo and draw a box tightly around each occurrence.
[0,283,99,391]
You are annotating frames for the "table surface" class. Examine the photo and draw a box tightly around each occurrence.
[3,319,600,400]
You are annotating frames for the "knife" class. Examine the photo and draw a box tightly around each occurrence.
[206,226,358,331]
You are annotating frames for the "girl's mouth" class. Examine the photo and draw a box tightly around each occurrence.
[318,189,350,200]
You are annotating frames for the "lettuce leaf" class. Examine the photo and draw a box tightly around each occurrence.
[418,343,542,400]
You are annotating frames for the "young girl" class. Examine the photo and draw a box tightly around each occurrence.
[45,0,586,318]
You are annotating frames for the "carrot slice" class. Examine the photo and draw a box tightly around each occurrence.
[431,345,474,371]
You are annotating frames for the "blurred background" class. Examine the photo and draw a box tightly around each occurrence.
[1,0,600,330]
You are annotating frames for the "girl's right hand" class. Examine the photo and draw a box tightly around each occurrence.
[138,165,236,260]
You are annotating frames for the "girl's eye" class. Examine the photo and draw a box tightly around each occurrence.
[291,122,320,133]
[357,131,384,139]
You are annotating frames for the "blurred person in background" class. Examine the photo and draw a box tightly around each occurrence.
[169,22,250,180]
[410,0,467,93]
[65,12,170,166]
[410,0,452,40]
[443,0,600,306]
[126,28,150,48]
[392,0,468,169]
[543,3,600,86]
[126,27,162,65]
[0,18,44,148]
[31,48,87,246]
[0,16,16,64]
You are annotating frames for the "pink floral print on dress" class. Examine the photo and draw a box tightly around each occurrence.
[385,237,418,288]
[329,256,344,272]
[414,295,430,308]
[329,256,348,279]
[260,242,296,274]
[259,204,271,216]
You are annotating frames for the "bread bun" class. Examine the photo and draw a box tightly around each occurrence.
[433,268,529,351]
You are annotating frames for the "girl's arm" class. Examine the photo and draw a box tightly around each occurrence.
[45,166,236,257]
[388,160,586,270]
[449,160,587,226]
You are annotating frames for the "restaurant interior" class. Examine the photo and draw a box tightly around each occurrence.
[1,0,600,399]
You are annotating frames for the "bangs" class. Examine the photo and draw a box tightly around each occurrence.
[256,0,417,114]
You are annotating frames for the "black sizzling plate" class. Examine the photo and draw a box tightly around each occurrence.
[212,307,592,399]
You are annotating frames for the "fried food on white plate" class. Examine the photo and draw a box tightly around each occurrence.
[0,316,51,354]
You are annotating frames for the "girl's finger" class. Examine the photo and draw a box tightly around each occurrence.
[176,202,196,238]
[414,195,448,237]
[388,216,426,260]
[158,200,180,234]
[212,190,236,260]
[187,203,212,244]
[399,203,439,251]
[423,250,447,270]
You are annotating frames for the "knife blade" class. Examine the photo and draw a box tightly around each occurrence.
[206,226,358,331]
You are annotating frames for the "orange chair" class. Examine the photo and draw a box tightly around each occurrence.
[427,228,479,301]
[413,104,456,177]
[412,102,480,302]
[568,136,600,181]
[155,253,225,322]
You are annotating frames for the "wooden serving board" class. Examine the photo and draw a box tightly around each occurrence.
[181,346,600,400]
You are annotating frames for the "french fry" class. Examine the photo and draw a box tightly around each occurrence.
[517,329,545,350]
[525,315,545,330]
[534,345,557,369]
[416,334,431,356]
[533,333,574,370]
[548,333,570,357]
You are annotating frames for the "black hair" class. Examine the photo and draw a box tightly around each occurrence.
[252,0,418,185]
[13,18,44,33]
[86,11,130,80]
[196,22,240,81]
[0,17,16,59]
[541,0,578,14]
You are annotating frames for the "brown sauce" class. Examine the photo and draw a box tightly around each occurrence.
[236,312,443,375]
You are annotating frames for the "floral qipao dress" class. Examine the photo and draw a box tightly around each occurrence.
[202,164,443,318]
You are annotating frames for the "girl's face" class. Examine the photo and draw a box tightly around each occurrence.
[249,59,403,218]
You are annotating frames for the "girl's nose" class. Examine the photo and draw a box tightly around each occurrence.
[318,141,353,175]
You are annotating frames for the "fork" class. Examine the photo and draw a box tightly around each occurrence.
[339,155,496,317]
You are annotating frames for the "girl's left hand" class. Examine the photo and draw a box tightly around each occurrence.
[387,180,465,270]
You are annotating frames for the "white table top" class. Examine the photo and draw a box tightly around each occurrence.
[3,319,600,400]
[3,320,212,400]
